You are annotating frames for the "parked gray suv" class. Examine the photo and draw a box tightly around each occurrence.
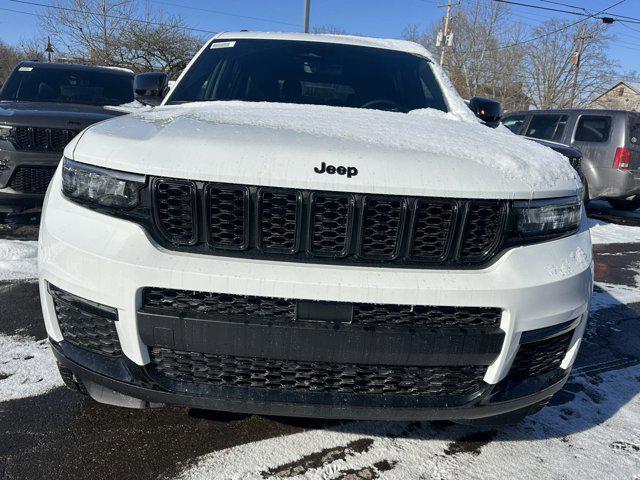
[0,61,133,218]
[502,109,640,210]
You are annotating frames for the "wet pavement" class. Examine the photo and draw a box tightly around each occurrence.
[1,208,639,480]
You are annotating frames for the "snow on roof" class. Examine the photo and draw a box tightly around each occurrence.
[213,31,436,62]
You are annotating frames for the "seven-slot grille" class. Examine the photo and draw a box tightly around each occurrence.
[150,348,486,397]
[150,179,507,268]
[8,165,57,194]
[13,127,81,152]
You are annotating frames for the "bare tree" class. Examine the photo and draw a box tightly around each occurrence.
[522,19,616,109]
[113,10,201,78]
[38,0,201,75]
[403,1,529,111]
[0,40,21,86]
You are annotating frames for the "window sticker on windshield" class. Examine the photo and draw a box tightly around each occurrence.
[18,66,33,72]
[210,41,236,49]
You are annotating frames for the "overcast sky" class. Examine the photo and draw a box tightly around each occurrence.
[1,0,639,74]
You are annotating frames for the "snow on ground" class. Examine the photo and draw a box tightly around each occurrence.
[0,239,37,281]
[175,365,640,480]
[589,218,640,245]
[0,335,62,402]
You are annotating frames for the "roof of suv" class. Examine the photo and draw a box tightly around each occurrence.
[15,61,134,76]
[504,108,635,117]
[211,31,433,60]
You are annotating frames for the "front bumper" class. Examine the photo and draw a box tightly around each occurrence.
[39,175,593,420]
[584,166,640,200]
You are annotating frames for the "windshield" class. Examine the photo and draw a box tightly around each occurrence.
[167,39,448,113]
[0,66,134,106]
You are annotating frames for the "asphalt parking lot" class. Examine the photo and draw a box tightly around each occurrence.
[1,202,639,480]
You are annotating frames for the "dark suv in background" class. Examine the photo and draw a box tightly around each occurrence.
[502,109,640,210]
[0,61,134,218]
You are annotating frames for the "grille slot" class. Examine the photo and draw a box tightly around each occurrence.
[49,284,121,356]
[258,188,301,254]
[149,179,508,268]
[8,166,57,194]
[153,179,197,245]
[459,202,505,262]
[309,193,354,257]
[13,127,80,152]
[508,330,573,380]
[410,199,457,261]
[205,184,249,250]
[150,348,486,397]
[359,196,406,259]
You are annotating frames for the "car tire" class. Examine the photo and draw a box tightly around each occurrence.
[57,363,88,395]
[608,197,640,211]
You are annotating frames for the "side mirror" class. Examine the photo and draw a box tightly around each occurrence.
[134,72,169,106]
[468,97,502,128]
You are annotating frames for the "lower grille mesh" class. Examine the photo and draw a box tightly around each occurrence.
[8,166,57,194]
[150,348,486,396]
[141,287,502,330]
[49,284,121,356]
[508,331,573,380]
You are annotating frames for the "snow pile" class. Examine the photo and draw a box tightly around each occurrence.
[589,218,640,245]
[0,240,38,280]
[174,365,640,480]
[105,100,153,114]
[137,101,578,191]
[0,335,62,402]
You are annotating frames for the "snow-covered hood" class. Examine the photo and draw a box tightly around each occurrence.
[70,101,581,200]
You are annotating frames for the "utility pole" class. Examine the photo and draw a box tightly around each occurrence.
[569,23,589,108]
[303,0,311,33]
[437,1,457,66]
[45,36,54,62]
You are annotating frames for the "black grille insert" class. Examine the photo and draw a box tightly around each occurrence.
[13,127,81,152]
[205,184,249,250]
[359,196,406,259]
[508,330,574,380]
[150,348,486,397]
[153,179,197,245]
[49,284,121,356]
[309,193,354,257]
[149,179,508,268]
[8,166,57,194]
[258,188,302,254]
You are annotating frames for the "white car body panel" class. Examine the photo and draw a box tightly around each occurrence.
[40,32,593,420]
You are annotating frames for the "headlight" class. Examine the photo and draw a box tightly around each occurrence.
[0,125,13,141]
[513,197,582,237]
[62,158,146,209]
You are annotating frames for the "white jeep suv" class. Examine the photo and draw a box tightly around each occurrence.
[39,32,592,423]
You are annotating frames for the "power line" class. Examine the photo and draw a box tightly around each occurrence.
[7,0,218,34]
[148,0,297,27]
[464,0,626,54]
[493,0,640,24]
